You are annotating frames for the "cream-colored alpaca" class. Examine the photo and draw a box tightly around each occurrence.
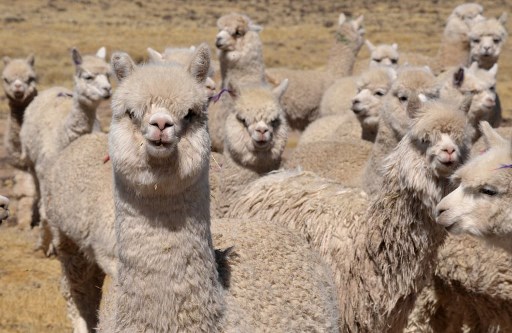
[266,13,365,130]
[469,13,508,70]
[437,121,512,253]
[353,40,400,74]
[211,80,288,218]
[98,44,339,332]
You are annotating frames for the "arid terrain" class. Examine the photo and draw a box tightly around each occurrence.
[0,1,511,332]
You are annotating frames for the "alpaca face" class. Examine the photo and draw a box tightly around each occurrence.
[224,84,288,170]
[110,47,211,195]
[460,64,498,117]
[215,13,260,53]
[365,42,399,68]
[469,18,507,66]
[2,55,37,103]
[72,48,112,104]
[436,124,512,251]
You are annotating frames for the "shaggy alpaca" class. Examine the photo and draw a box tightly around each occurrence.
[437,121,512,253]
[210,80,288,218]
[2,54,37,168]
[315,66,396,142]
[266,13,365,130]
[20,47,111,254]
[353,40,400,74]
[227,95,472,332]
[469,13,508,70]
[362,66,439,195]
[0,195,10,224]
[46,46,339,333]
[440,62,500,140]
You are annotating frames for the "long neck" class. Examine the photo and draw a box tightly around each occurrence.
[434,36,470,72]
[341,137,447,333]
[220,32,266,88]
[8,90,36,125]
[113,170,225,332]
[61,94,98,149]
[325,25,362,79]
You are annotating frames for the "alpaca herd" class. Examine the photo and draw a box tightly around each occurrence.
[1,2,512,332]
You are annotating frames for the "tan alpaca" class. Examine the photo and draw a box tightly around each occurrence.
[469,13,508,70]
[227,94,473,332]
[20,47,111,255]
[266,13,365,130]
[437,121,512,253]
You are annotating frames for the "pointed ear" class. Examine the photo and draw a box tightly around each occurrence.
[480,121,507,149]
[248,22,263,32]
[71,48,82,66]
[453,67,465,88]
[338,13,346,26]
[147,47,163,63]
[96,46,106,60]
[26,54,35,67]
[392,43,398,50]
[406,93,422,118]
[468,61,479,73]
[3,56,11,66]
[111,52,136,82]
[365,40,376,52]
[499,12,508,25]
[188,43,210,84]
[272,78,289,101]
[489,63,498,77]
[355,15,364,26]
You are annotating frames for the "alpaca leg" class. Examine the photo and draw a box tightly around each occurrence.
[58,234,105,333]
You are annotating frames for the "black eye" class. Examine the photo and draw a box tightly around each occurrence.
[236,115,248,127]
[374,58,382,63]
[391,59,398,64]
[27,77,35,83]
[126,109,134,119]
[493,38,501,44]
[374,90,385,96]
[83,74,94,81]
[234,29,243,37]
[184,109,194,122]
[472,38,481,43]
[480,186,498,196]
[3,78,9,84]
[490,85,496,92]
[270,118,280,127]
[398,95,408,102]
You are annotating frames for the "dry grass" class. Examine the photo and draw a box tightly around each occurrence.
[0,0,511,331]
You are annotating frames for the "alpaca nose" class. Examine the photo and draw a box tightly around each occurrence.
[443,147,455,155]
[256,127,268,135]
[149,113,174,130]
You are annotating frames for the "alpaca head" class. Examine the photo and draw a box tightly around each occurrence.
[224,79,288,172]
[2,54,37,105]
[444,3,484,39]
[406,95,471,179]
[71,47,112,105]
[109,44,211,197]
[445,62,497,132]
[436,121,512,252]
[352,66,396,126]
[365,40,399,68]
[215,13,262,56]
[0,195,9,224]
[451,3,484,24]
[469,14,508,68]
[381,66,439,138]
[336,13,365,49]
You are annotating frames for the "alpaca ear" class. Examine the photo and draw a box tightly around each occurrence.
[111,52,136,82]
[354,15,364,26]
[489,63,498,78]
[365,40,376,52]
[480,121,507,149]
[71,48,82,66]
[406,94,422,118]
[453,67,465,88]
[96,47,107,60]
[3,56,11,66]
[338,13,346,26]
[272,78,289,101]
[26,54,35,67]
[249,22,263,32]
[188,43,210,84]
[147,47,163,63]
[499,12,508,25]
[392,43,398,50]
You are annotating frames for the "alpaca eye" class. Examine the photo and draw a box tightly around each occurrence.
[493,38,501,44]
[184,109,194,122]
[236,115,247,127]
[270,118,280,127]
[490,85,496,92]
[374,58,382,63]
[27,77,36,83]
[472,38,481,43]
[391,59,398,64]
[374,90,385,96]
[3,78,9,84]
[234,29,243,37]
[126,109,134,119]
[83,74,94,81]
[398,95,408,102]
[480,186,497,196]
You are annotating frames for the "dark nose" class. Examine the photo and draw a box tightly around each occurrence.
[149,113,174,130]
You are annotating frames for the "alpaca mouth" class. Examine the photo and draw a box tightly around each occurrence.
[13,91,24,99]
[146,139,177,157]
[253,139,271,150]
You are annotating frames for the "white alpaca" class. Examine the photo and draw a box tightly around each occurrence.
[469,13,508,70]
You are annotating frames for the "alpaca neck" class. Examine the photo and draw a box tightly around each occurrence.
[434,36,470,72]
[220,32,266,88]
[474,55,498,71]
[325,26,362,80]
[62,94,98,149]
[7,90,36,125]
[113,170,225,332]
[342,136,447,333]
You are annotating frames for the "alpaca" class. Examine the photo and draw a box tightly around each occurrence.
[440,62,499,140]
[266,13,365,130]
[437,121,512,253]
[227,94,473,332]
[362,66,439,195]
[469,13,508,70]
[210,80,289,218]
[0,195,10,224]
[20,47,111,254]
[2,54,37,168]
[352,40,400,74]
[46,46,339,333]
[209,12,267,152]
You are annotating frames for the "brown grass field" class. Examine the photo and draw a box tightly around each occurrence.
[0,1,511,332]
